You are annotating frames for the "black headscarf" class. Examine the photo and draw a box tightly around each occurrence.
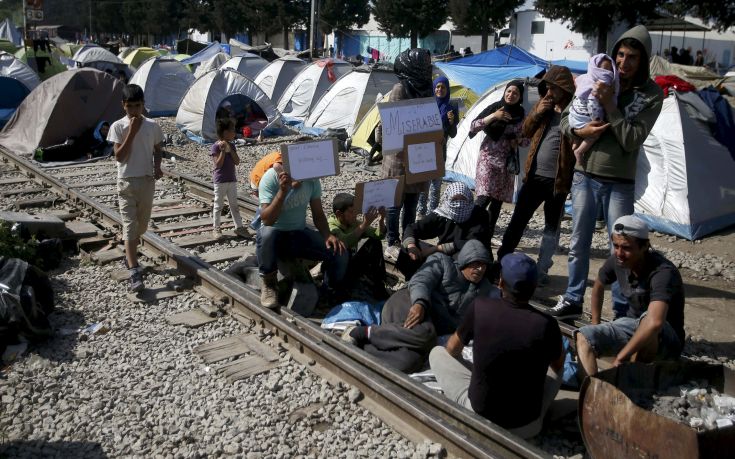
[472,80,525,141]
[394,48,433,99]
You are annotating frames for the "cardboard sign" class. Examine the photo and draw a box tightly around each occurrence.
[281,139,339,180]
[403,131,445,184]
[377,97,443,152]
[354,177,405,214]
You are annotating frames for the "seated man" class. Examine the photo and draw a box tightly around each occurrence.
[257,166,347,309]
[329,193,389,301]
[429,252,564,438]
[343,240,493,373]
[576,215,685,375]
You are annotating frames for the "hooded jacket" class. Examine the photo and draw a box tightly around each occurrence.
[409,240,494,335]
[561,25,664,181]
[522,66,576,195]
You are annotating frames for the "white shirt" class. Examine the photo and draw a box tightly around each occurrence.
[108,116,163,179]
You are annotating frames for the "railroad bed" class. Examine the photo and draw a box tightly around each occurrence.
[0,149,588,457]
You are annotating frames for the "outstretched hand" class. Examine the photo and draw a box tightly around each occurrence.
[404,303,425,329]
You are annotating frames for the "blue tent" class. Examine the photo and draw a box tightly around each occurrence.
[435,45,549,94]
[0,77,30,128]
[179,42,225,65]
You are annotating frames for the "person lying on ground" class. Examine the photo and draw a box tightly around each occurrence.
[329,193,389,301]
[394,182,490,280]
[256,164,347,309]
[429,252,564,439]
[34,121,112,162]
[342,240,493,373]
[575,215,685,376]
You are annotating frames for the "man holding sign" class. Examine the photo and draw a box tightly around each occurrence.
[256,162,347,309]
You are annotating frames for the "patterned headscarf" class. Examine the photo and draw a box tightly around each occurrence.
[393,48,433,99]
[433,182,475,223]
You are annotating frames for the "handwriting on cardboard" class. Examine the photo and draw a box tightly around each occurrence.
[361,179,399,214]
[286,140,336,180]
[407,142,437,174]
[378,98,442,151]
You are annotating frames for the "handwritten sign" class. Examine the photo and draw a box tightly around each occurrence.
[407,142,437,174]
[355,178,404,214]
[281,139,339,181]
[377,97,443,152]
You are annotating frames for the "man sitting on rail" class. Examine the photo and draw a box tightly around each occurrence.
[575,215,685,376]
[256,164,347,309]
[429,252,564,438]
[342,240,494,373]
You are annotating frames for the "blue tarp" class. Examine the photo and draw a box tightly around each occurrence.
[551,59,588,74]
[178,42,224,65]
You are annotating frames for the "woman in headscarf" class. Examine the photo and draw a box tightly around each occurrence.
[376,49,433,259]
[470,80,529,243]
[395,182,491,279]
[417,76,458,216]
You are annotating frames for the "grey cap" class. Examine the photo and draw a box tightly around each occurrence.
[613,215,649,240]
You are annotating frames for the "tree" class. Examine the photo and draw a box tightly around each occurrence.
[372,0,449,49]
[534,0,660,53]
[672,0,735,32]
[449,0,523,51]
[320,0,370,54]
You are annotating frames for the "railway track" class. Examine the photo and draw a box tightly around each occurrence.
[0,148,594,458]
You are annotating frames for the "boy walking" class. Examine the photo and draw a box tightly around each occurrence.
[108,84,164,293]
[211,118,247,238]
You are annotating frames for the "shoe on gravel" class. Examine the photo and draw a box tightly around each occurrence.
[129,268,145,293]
[212,228,222,239]
[233,227,249,238]
[548,296,582,319]
[260,272,279,309]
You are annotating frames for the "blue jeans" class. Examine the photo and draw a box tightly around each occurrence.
[565,172,634,316]
[256,225,348,289]
[417,178,442,216]
[386,193,420,246]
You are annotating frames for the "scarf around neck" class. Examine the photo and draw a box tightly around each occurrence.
[433,182,475,224]
[474,80,525,141]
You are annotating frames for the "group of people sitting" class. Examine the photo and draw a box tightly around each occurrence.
[250,24,689,437]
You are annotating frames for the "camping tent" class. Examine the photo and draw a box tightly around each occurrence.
[58,42,84,58]
[14,47,66,80]
[72,46,131,77]
[176,68,281,143]
[435,45,547,94]
[178,42,224,66]
[193,52,229,78]
[277,58,352,122]
[123,47,160,69]
[304,67,398,133]
[0,18,21,46]
[0,51,40,127]
[0,39,16,53]
[350,80,478,154]
[0,68,124,157]
[221,53,269,80]
[254,55,306,103]
[635,92,735,240]
[649,55,725,89]
[445,79,541,195]
[129,57,195,117]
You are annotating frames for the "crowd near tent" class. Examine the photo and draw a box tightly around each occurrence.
[176,68,280,143]
[277,58,352,122]
[15,48,66,80]
[221,53,269,80]
[0,68,124,157]
[71,46,131,77]
[254,56,306,103]
[0,18,21,46]
[123,47,160,69]
[304,67,398,133]
[635,92,735,240]
[193,52,229,78]
[0,51,40,127]
[129,57,195,117]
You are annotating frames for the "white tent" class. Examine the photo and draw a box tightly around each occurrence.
[0,51,40,92]
[304,68,399,133]
[176,68,281,143]
[277,58,352,122]
[71,46,131,77]
[221,53,269,80]
[129,57,195,117]
[0,18,21,46]
[635,92,735,240]
[0,51,41,127]
[254,56,306,103]
[178,42,223,66]
[193,52,229,78]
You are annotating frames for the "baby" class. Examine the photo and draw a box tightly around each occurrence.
[568,53,619,166]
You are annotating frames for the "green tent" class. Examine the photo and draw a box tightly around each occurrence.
[14,48,66,80]
[0,39,17,53]
[122,47,159,69]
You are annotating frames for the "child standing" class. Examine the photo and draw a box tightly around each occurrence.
[211,117,248,239]
[568,53,619,166]
[107,84,164,293]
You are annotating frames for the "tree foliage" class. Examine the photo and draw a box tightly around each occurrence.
[671,0,735,32]
[449,0,524,51]
[319,0,370,35]
[372,0,449,48]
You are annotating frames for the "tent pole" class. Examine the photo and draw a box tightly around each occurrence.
[701,31,705,54]
[309,0,316,58]
[659,30,664,55]
[22,0,27,55]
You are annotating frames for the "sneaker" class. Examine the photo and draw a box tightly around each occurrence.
[548,296,582,319]
[212,228,222,239]
[384,244,400,262]
[129,268,145,293]
[233,227,249,238]
[595,219,606,231]
[341,325,357,345]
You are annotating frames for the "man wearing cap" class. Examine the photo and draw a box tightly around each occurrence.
[554,25,664,319]
[429,253,564,438]
[575,215,685,376]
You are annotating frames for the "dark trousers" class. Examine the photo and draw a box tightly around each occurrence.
[363,288,436,373]
[497,175,565,274]
[345,238,389,301]
[475,195,503,243]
